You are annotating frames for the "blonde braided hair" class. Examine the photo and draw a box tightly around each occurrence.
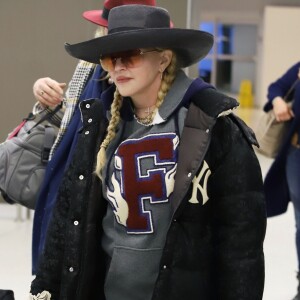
[95,89,122,177]
[156,52,177,109]
[95,52,177,179]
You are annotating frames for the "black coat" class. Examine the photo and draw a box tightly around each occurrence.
[30,88,266,300]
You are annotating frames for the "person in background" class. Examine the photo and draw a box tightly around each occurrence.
[30,5,266,300]
[31,0,158,275]
[264,62,300,300]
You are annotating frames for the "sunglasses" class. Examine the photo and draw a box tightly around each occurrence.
[100,49,161,72]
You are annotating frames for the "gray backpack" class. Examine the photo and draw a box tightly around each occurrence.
[0,106,62,209]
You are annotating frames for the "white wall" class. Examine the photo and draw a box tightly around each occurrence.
[191,0,300,15]
[259,6,300,106]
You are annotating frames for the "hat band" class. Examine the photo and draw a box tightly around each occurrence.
[101,7,110,21]
[109,26,149,34]
[109,25,170,34]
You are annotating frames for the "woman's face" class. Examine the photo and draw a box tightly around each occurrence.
[106,49,171,102]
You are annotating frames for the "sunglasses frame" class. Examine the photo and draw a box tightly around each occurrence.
[100,48,162,72]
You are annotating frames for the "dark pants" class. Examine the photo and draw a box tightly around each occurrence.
[286,145,300,271]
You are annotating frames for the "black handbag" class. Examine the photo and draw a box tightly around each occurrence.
[0,290,14,300]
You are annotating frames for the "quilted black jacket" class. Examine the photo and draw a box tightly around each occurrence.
[30,88,266,300]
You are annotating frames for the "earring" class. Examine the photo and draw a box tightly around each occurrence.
[159,69,164,80]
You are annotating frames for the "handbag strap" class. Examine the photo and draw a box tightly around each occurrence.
[283,78,300,102]
[41,126,56,163]
[26,103,62,134]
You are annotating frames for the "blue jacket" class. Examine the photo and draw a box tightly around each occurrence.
[264,62,300,217]
[32,65,107,273]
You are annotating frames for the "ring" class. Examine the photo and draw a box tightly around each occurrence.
[41,91,45,96]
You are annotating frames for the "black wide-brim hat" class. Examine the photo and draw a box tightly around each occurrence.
[65,5,214,68]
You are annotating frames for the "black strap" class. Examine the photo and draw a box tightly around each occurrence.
[41,126,56,163]
[284,78,300,102]
[27,103,62,134]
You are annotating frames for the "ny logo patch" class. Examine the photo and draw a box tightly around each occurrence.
[189,160,211,205]
[107,133,178,234]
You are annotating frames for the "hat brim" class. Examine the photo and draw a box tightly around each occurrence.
[65,28,213,68]
[82,10,108,27]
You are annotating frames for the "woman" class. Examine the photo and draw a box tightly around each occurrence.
[263,62,300,300]
[30,5,266,300]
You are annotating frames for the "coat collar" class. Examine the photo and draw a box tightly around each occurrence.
[170,101,216,217]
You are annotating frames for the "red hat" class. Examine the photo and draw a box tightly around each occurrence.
[83,0,156,27]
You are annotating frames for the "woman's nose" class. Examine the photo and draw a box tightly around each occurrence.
[113,58,126,71]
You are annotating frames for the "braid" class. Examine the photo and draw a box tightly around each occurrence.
[95,89,122,178]
[156,53,177,110]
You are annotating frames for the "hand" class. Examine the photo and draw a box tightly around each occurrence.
[272,96,294,122]
[33,77,66,107]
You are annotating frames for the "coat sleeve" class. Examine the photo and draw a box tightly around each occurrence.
[208,116,266,299]
[264,61,300,112]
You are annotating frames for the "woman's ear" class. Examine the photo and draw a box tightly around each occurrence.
[160,50,173,72]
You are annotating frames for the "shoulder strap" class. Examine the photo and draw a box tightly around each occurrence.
[41,126,56,162]
[27,104,62,134]
[284,78,300,102]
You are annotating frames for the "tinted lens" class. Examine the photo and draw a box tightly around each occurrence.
[100,49,143,71]
[100,56,113,72]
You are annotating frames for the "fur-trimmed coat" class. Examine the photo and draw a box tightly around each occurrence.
[30,79,266,300]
